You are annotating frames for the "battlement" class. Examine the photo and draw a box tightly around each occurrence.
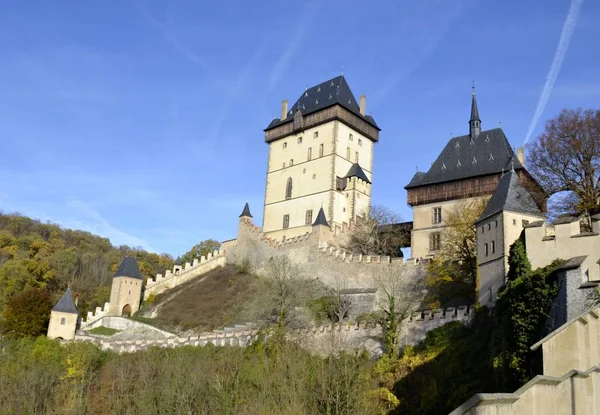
[81,302,111,328]
[239,218,313,248]
[317,243,421,266]
[144,249,227,299]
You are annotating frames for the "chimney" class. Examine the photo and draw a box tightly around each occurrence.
[517,147,525,166]
[359,94,366,116]
[281,99,288,120]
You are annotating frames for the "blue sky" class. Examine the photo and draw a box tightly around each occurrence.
[0,0,598,256]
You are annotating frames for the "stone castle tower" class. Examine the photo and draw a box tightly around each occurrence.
[47,287,79,340]
[262,75,380,241]
[108,256,144,316]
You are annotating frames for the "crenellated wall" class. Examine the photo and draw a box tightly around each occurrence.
[144,249,227,299]
[81,301,111,329]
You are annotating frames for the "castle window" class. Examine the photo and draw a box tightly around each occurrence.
[432,207,442,224]
[314,131,318,138]
[285,178,292,199]
[307,147,312,161]
[513,219,517,226]
[522,220,529,228]
[60,317,66,325]
[305,210,313,225]
[298,137,303,144]
[283,214,290,229]
[430,233,441,251]
[319,144,324,157]
[488,223,491,230]
[491,241,495,254]
[349,133,353,141]
[495,220,498,228]
[283,142,287,149]
[484,243,489,256]
[346,147,351,160]
[289,159,293,166]
[358,139,362,146]
[355,152,359,163]
[481,227,484,234]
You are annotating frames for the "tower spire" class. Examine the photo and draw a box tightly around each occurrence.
[469,83,481,137]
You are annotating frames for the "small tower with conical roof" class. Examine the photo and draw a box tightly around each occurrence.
[108,256,144,316]
[173,256,182,274]
[47,287,79,340]
[311,207,333,246]
[469,86,481,137]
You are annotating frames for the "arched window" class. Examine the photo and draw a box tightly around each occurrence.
[285,178,293,199]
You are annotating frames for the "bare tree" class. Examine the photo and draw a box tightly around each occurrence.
[374,263,425,357]
[345,205,409,257]
[527,108,600,223]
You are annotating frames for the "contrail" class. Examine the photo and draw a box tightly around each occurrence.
[524,0,584,144]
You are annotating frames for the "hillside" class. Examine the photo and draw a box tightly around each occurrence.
[0,212,174,319]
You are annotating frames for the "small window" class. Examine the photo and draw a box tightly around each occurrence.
[319,144,324,157]
[283,214,290,229]
[283,142,287,149]
[488,223,491,230]
[346,147,351,160]
[343,207,346,212]
[430,232,441,251]
[289,159,294,166]
[297,137,303,144]
[129,290,131,295]
[60,317,66,325]
[358,139,362,146]
[481,227,484,234]
[355,151,359,163]
[307,147,312,161]
[286,177,293,199]
[491,241,495,254]
[484,243,489,256]
[522,220,529,228]
[513,219,517,226]
[283,162,286,168]
[432,207,442,224]
[349,133,353,141]
[314,131,318,138]
[305,210,313,225]
[495,220,498,228]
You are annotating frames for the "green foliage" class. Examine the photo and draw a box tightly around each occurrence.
[88,326,120,336]
[506,238,531,282]
[235,256,252,275]
[1,288,53,338]
[308,295,338,324]
[180,239,221,265]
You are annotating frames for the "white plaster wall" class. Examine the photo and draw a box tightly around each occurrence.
[47,311,78,340]
[109,276,143,315]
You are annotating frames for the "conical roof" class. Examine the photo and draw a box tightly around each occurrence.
[470,91,480,122]
[52,287,78,314]
[174,256,182,266]
[477,170,544,223]
[345,163,371,184]
[239,202,253,218]
[114,256,143,280]
[312,207,330,227]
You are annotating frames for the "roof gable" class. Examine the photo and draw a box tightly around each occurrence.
[405,128,523,189]
[477,169,544,223]
[52,287,78,314]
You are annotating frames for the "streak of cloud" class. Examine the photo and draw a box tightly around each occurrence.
[523,0,584,144]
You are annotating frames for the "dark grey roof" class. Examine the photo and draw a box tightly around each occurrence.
[525,220,545,228]
[477,170,544,223]
[114,256,143,280]
[553,216,578,225]
[264,75,379,131]
[407,171,426,187]
[52,287,78,314]
[470,92,480,122]
[239,202,252,218]
[174,256,182,266]
[555,256,587,271]
[405,128,523,189]
[312,207,330,227]
[345,163,371,184]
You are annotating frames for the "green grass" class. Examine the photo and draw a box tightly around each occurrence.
[88,326,120,336]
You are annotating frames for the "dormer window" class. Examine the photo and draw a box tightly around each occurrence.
[455,141,460,148]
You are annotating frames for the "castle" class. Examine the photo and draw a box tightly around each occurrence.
[48,76,600,366]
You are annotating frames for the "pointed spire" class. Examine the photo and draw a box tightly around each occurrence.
[174,256,182,266]
[469,84,481,137]
[52,287,79,314]
[239,202,252,218]
[312,207,330,227]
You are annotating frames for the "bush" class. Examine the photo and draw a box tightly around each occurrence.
[1,288,52,338]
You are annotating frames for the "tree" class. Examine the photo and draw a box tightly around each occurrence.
[180,239,221,264]
[374,263,425,357]
[527,108,600,222]
[345,205,409,257]
[506,238,531,282]
[425,198,487,307]
[1,287,53,337]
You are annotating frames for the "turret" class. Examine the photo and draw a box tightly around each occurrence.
[108,256,144,316]
[47,287,79,340]
[312,207,333,246]
[469,86,481,137]
[173,256,182,274]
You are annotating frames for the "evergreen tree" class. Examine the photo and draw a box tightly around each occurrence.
[506,238,531,281]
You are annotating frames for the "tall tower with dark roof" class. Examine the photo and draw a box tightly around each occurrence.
[108,256,144,316]
[469,87,481,137]
[262,75,380,240]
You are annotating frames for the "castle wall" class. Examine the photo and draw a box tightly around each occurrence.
[47,310,78,340]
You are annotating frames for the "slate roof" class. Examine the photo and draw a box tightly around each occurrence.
[114,256,144,280]
[52,287,78,314]
[405,128,523,189]
[345,163,371,184]
[470,92,480,122]
[477,169,544,223]
[239,202,252,218]
[312,207,330,227]
[265,75,379,131]
[174,256,182,266]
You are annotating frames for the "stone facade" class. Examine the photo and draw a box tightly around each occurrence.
[47,310,79,340]
[108,276,143,316]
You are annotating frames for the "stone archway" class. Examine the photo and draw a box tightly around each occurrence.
[122,304,132,317]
